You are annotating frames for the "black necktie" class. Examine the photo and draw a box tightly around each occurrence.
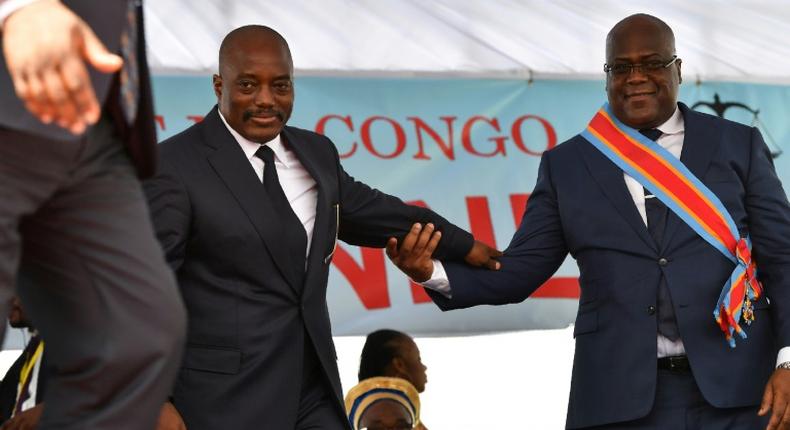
[255,146,307,285]
[639,129,680,341]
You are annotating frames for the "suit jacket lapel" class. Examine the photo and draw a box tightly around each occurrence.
[202,108,302,292]
[578,138,657,252]
[281,127,329,280]
[662,103,722,249]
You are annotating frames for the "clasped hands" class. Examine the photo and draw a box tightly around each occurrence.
[386,222,502,282]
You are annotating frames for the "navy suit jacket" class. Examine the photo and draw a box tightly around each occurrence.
[430,103,790,428]
[144,107,473,430]
[0,0,158,178]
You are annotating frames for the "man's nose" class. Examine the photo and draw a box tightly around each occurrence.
[254,86,275,106]
[626,65,650,83]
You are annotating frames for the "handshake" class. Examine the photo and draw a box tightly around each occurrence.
[386,222,502,283]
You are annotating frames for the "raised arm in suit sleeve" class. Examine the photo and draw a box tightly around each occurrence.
[743,127,790,349]
[428,150,569,310]
[143,155,192,273]
[330,143,473,262]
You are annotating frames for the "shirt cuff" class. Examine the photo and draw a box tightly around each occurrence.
[0,0,41,30]
[417,260,451,298]
[776,346,790,368]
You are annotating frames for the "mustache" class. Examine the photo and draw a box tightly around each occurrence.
[242,109,285,122]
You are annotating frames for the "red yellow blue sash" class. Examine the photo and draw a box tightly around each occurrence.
[580,103,762,347]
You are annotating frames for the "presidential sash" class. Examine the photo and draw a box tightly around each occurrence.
[580,103,762,347]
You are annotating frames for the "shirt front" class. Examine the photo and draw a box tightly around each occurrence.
[624,107,685,357]
[218,111,318,258]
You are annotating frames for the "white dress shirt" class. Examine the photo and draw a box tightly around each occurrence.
[424,107,790,365]
[218,111,318,258]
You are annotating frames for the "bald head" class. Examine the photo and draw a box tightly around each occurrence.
[213,25,295,143]
[604,14,681,129]
[218,25,292,74]
[606,14,675,63]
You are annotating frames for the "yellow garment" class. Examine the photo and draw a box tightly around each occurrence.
[344,377,421,430]
[14,340,44,414]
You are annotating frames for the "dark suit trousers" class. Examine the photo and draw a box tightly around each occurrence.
[0,115,186,429]
[579,369,768,430]
[296,334,348,430]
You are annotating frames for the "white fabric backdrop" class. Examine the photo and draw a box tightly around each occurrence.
[145,0,790,83]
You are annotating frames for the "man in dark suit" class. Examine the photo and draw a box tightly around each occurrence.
[144,25,498,430]
[0,1,185,429]
[389,14,790,430]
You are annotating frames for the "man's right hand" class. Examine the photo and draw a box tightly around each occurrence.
[2,0,123,134]
[156,402,187,430]
[386,223,442,282]
[386,223,502,282]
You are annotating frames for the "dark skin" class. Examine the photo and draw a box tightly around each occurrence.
[8,297,31,329]
[212,28,501,277]
[611,16,790,430]
[358,400,413,430]
[605,15,681,130]
[155,402,186,430]
[387,223,502,282]
[391,15,790,430]
[212,28,294,144]
[387,337,428,393]
[0,404,43,430]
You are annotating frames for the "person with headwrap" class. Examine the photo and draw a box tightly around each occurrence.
[345,377,421,430]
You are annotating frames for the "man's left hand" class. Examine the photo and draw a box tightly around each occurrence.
[759,367,790,430]
[0,403,44,430]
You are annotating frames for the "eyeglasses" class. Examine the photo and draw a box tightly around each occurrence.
[604,55,679,76]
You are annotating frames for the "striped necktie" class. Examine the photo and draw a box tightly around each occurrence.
[119,0,140,125]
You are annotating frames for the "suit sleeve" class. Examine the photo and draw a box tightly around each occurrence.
[143,155,191,273]
[743,127,790,347]
[429,151,569,310]
[332,144,473,261]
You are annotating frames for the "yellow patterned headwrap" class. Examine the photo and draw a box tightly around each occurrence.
[344,377,421,430]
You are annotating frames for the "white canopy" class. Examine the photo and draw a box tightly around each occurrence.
[145,0,790,84]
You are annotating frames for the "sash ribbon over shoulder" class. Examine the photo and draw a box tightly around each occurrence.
[580,103,762,347]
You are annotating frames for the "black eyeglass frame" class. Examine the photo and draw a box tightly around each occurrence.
[603,55,680,76]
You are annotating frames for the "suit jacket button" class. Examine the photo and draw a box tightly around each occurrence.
[658,258,668,266]
[647,305,656,315]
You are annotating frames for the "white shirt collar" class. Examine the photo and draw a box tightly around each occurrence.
[655,106,684,136]
[217,109,290,167]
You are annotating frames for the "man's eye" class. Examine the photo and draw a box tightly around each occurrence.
[238,81,255,89]
[611,64,630,74]
[644,61,664,70]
